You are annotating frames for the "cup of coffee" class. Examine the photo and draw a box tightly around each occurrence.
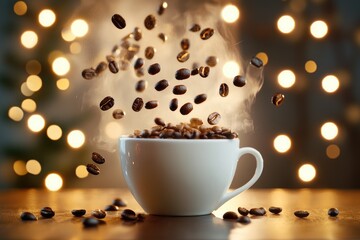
[119,137,263,216]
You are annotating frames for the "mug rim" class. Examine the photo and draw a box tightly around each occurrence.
[119,135,239,142]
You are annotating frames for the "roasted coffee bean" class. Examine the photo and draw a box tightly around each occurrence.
[154,117,166,126]
[113,109,126,119]
[271,93,285,106]
[109,60,119,73]
[86,163,100,175]
[100,96,114,111]
[175,68,191,80]
[104,205,119,211]
[155,79,169,91]
[190,118,203,127]
[111,14,126,29]
[328,208,339,217]
[250,208,266,216]
[191,67,199,75]
[137,213,146,221]
[144,46,155,59]
[199,66,210,78]
[82,68,97,80]
[157,1,168,15]
[223,211,238,220]
[121,209,137,221]
[148,63,161,75]
[136,68,144,77]
[133,27,142,41]
[135,80,147,92]
[180,38,190,50]
[132,97,144,112]
[233,75,246,87]
[250,56,263,68]
[144,14,156,30]
[134,58,144,70]
[177,50,190,62]
[189,23,201,32]
[40,207,55,218]
[194,94,207,104]
[237,216,251,224]
[207,112,221,125]
[158,33,167,42]
[219,83,229,97]
[145,100,158,109]
[206,56,218,67]
[200,28,214,40]
[238,207,249,216]
[95,61,107,75]
[92,209,106,219]
[92,152,105,164]
[20,212,37,221]
[180,102,193,115]
[294,210,309,218]
[269,206,282,214]
[113,198,127,207]
[82,217,99,227]
[173,85,187,95]
[169,98,178,111]
[72,209,86,217]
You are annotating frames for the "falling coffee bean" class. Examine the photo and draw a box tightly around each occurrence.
[271,93,285,106]
[72,209,86,217]
[169,98,178,111]
[133,27,142,41]
[92,152,105,164]
[95,61,107,75]
[250,56,263,68]
[158,33,167,42]
[207,112,221,125]
[132,97,144,112]
[191,67,199,75]
[135,80,147,92]
[237,216,251,224]
[233,75,246,87]
[111,14,126,29]
[177,50,190,63]
[194,94,207,104]
[175,68,191,80]
[100,96,114,111]
[134,58,144,70]
[145,100,158,109]
[180,102,193,115]
[87,164,100,175]
[109,60,119,73]
[269,207,282,214]
[294,210,309,218]
[92,209,106,219]
[40,207,55,218]
[173,85,187,95]
[83,217,99,227]
[206,56,218,67]
[145,46,155,59]
[155,79,169,91]
[189,23,201,32]
[223,211,238,220]
[154,117,166,126]
[219,83,229,97]
[20,212,37,221]
[328,208,339,217]
[112,109,125,120]
[144,14,156,30]
[199,66,210,78]
[238,207,249,216]
[157,1,168,15]
[200,28,214,40]
[82,68,97,80]
[136,68,144,77]
[104,205,119,211]
[148,63,161,75]
[121,209,137,221]
[180,38,190,50]
[113,198,127,207]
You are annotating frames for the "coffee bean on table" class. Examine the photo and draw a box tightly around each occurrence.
[158,33,167,42]
[219,83,229,97]
[250,56,263,68]
[132,97,144,112]
[100,96,114,111]
[40,207,55,218]
[249,208,266,216]
[294,210,309,218]
[157,1,168,15]
[194,94,207,104]
[145,46,155,59]
[328,208,339,217]
[180,38,190,50]
[207,112,221,125]
[206,56,218,67]
[233,75,246,87]
[113,109,125,119]
[237,215,251,224]
[169,98,178,111]
[92,152,105,164]
[83,217,99,227]
[104,205,119,211]
[238,207,249,216]
[154,117,166,126]
[173,85,187,95]
[82,68,97,80]
[148,63,161,75]
[180,102,193,115]
[189,23,201,32]
[177,51,190,63]
[92,209,106,219]
[199,66,210,78]
[72,209,86,217]
[95,61,107,75]
[86,164,100,175]
[121,209,137,221]
[20,212,37,221]
[271,93,285,106]
[111,14,126,29]
[113,198,127,207]
[144,14,156,30]
[134,58,144,70]
[133,27,142,41]
[269,206,282,214]
[200,28,214,40]
[175,68,191,80]
[137,213,146,221]
[223,211,238,220]
[135,80,147,92]
[109,60,119,73]
[145,100,158,109]
[155,79,169,91]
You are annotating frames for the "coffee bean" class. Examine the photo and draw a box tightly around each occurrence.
[145,46,155,59]
[250,56,263,68]
[134,58,144,70]
[269,206,282,214]
[206,56,218,67]
[86,164,100,175]
[189,23,201,32]
[145,100,158,109]
[190,118,203,127]
[135,80,147,92]
[154,117,166,126]
[157,2,168,15]
[200,28,214,40]
[207,112,221,125]
[100,96,114,111]
[294,210,309,218]
[173,85,187,95]
[82,217,99,227]
[144,15,156,30]
[132,97,144,112]
[191,67,199,75]
[328,208,339,217]
[233,75,246,87]
[121,209,137,221]
[271,93,285,106]
[95,62,107,75]
[40,207,55,218]
[199,66,210,78]
[238,207,249,216]
[180,38,190,50]
[92,209,106,219]
[155,79,169,91]
[180,102,193,115]
[111,14,126,29]
[113,198,127,207]
[169,98,178,111]
[112,109,126,119]
[92,152,105,164]
[82,68,97,80]
[133,27,142,41]
[104,205,119,211]
[237,216,251,224]
[250,208,266,216]
[137,213,146,221]
[148,63,161,75]
[223,211,238,220]
[109,60,119,73]
[136,68,144,77]
[175,68,191,80]
[194,94,207,104]
[20,212,37,221]
[72,209,86,217]
[219,83,229,97]
[177,50,190,63]
[158,33,167,42]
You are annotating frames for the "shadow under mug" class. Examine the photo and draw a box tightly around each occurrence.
[119,137,263,216]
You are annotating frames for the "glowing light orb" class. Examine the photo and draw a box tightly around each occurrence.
[105,122,122,139]
[38,9,56,27]
[273,134,292,153]
[326,144,340,159]
[67,130,85,148]
[298,164,316,182]
[277,15,295,34]
[52,57,70,76]
[26,75,42,92]
[27,114,45,132]
[75,165,89,178]
[277,70,296,88]
[26,60,41,75]
[321,122,338,140]
[322,75,339,93]
[13,160,27,176]
[45,173,63,191]
[305,60,317,73]
[21,30,38,49]
[256,52,268,66]
[20,82,33,97]
[21,99,37,112]
[26,159,41,175]
[71,19,89,38]
[8,106,24,122]
[221,4,240,23]
[56,78,70,90]
[70,42,82,54]
[222,61,240,78]
[47,125,62,141]
[14,1,27,16]
[310,20,328,39]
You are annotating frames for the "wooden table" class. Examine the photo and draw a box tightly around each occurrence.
[0,188,359,239]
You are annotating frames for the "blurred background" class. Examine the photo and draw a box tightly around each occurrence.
[0,0,359,191]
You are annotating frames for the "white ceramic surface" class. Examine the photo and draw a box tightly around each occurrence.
[119,137,263,216]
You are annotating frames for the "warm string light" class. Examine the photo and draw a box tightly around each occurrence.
[27,114,46,132]
[45,173,63,191]
[277,15,295,34]
[322,75,339,93]
[20,30,38,49]
[273,134,292,153]
[321,122,338,140]
[310,20,328,39]
[221,4,240,23]
[222,61,240,78]
[67,130,86,148]
[298,164,316,182]
[277,69,296,88]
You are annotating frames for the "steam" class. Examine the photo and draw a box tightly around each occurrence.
[71,0,263,151]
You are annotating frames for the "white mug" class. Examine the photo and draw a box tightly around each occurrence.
[119,137,263,216]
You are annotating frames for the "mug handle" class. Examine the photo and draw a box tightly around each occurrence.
[216,147,264,208]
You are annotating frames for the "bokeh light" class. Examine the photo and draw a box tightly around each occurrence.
[56,78,70,91]
[21,98,37,113]
[221,4,240,23]
[8,106,24,122]
[305,60,317,73]
[298,163,316,182]
[13,160,27,176]
[75,165,89,178]
[310,20,328,39]
[105,122,122,139]
[256,52,268,66]
[52,57,70,76]
[70,42,82,54]
[277,69,296,88]
[273,134,292,153]
[26,75,42,92]
[222,61,240,78]
[38,9,56,27]
[20,82,34,97]
[27,114,46,132]
[45,173,63,191]
[67,130,85,148]
[21,30,38,49]
[26,159,41,175]
[326,144,341,159]
[47,125,62,141]
[321,122,338,140]
[277,15,295,34]
[322,75,339,93]
[26,60,42,75]
[61,28,76,42]
[13,1,27,16]
[71,19,89,38]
